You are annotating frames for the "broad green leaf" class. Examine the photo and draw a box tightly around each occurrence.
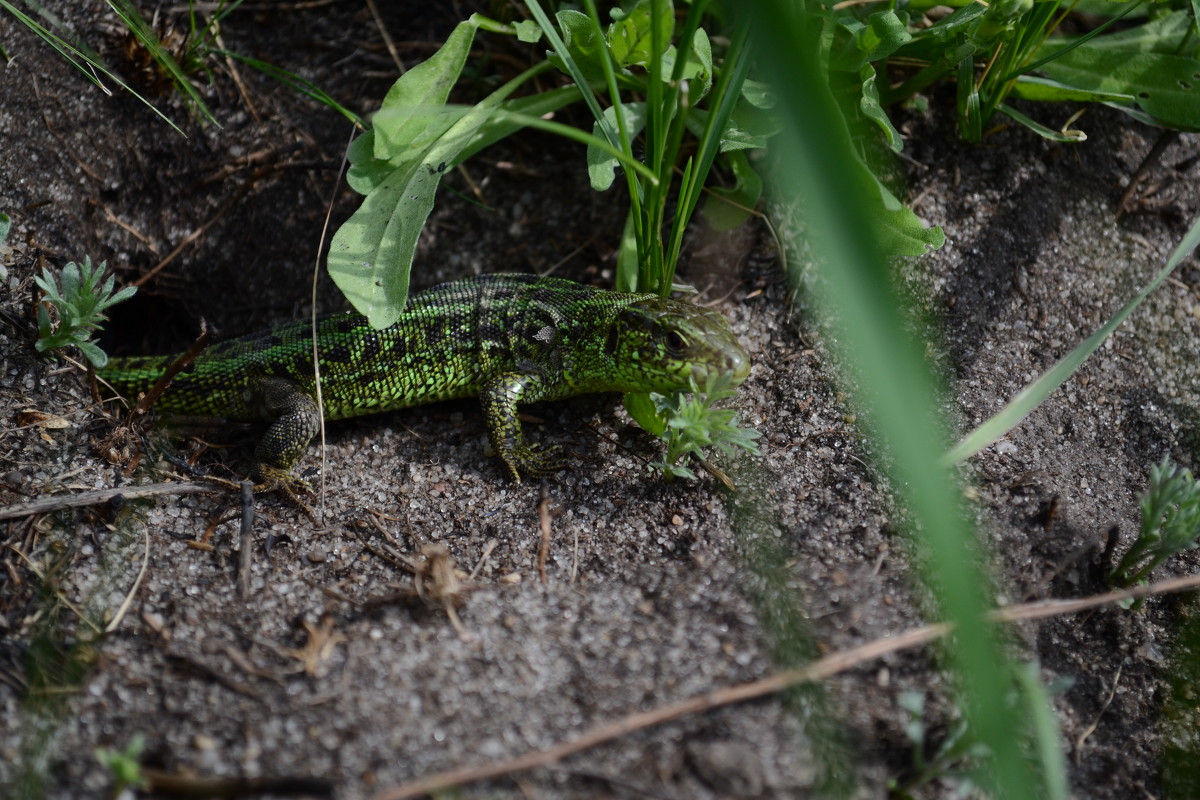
[624,391,668,436]
[345,129,391,195]
[685,99,784,152]
[327,159,436,329]
[374,19,479,162]
[608,0,673,68]
[945,215,1200,464]
[456,85,583,165]
[660,27,713,101]
[547,9,606,80]
[330,43,546,327]
[587,102,647,191]
[1048,9,1194,54]
[739,78,775,109]
[872,174,945,255]
[1037,48,1200,131]
[858,9,913,61]
[513,19,542,42]
[0,212,10,245]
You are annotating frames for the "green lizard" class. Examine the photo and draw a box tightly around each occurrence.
[99,273,750,486]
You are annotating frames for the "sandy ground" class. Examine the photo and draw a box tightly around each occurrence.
[2,3,1199,798]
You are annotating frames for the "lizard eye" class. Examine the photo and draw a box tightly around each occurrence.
[663,330,686,354]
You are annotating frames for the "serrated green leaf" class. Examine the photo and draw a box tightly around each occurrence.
[873,176,946,255]
[0,212,10,245]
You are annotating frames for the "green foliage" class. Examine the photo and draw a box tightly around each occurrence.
[889,664,1069,798]
[889,690,988,797]
[34,257,137,369]
[95,733,147,792]
[1111,458,1200,587]
[644,372,761,480]
[833,0,1200,141]
[329,1,797,323]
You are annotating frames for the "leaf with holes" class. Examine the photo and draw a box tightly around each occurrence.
[1037,47,1200,131]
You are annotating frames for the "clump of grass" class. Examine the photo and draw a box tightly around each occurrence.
[1111,458,1200,588]
[34,257,137,369]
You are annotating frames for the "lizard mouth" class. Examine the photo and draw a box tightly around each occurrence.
[691,345,751,387]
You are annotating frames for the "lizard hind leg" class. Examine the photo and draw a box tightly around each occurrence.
[250,376,322,493]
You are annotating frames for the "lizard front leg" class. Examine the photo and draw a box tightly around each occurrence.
[251,376,321,492]
[479,371,566,482]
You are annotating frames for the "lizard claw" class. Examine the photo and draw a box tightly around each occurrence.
[503,442,566,482]
[252,465,316,516]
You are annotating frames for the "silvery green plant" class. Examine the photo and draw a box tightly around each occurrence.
[34,257,137,368]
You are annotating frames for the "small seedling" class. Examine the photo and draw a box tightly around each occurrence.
[646,371,761,480]
[1111,458,1200,587]
[888,690,985,798]
[95,733,147,793]
[34,257,137,369]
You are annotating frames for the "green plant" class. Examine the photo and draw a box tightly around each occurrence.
[328,1,785,326]
[1111,458,1200,587]
[34,257,137,369]
[831,0,1199,144]
[644,371,761,480]
[95,733,147,794]
[889,664,1070,798]
[889,690,987,797]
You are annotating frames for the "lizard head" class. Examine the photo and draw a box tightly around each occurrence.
[605,296,750,393]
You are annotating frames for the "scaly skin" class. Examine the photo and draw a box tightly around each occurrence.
[99,273,751,484]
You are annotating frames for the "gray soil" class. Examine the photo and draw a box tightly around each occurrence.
[2,3,1199,799]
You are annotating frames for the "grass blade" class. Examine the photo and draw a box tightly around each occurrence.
[746,0,1045,795]
[944,215,1200,465]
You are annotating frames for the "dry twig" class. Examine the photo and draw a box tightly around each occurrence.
[368,573,1200,800]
